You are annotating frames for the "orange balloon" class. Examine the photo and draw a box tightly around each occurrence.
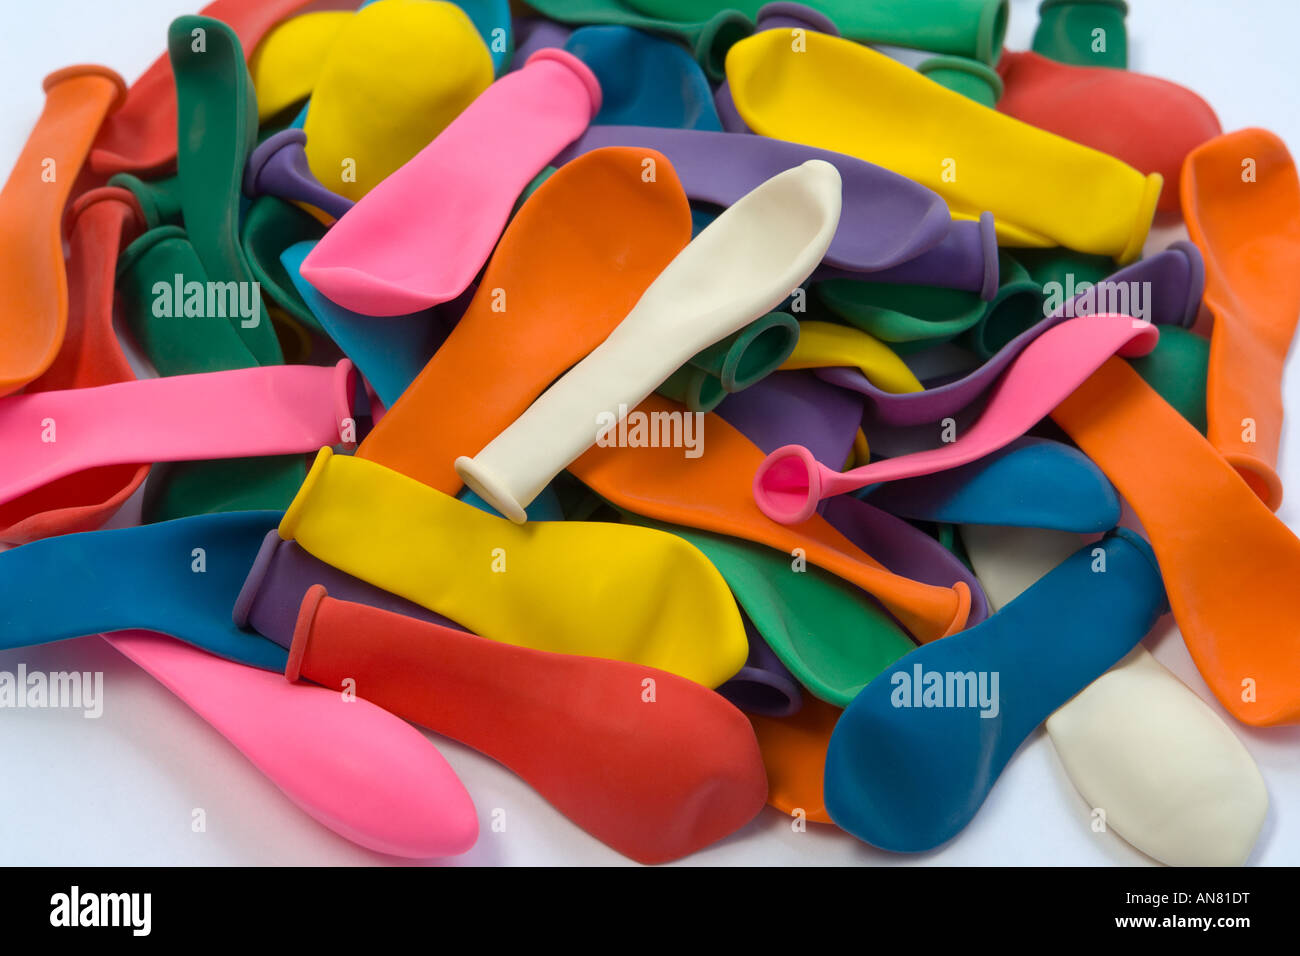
[0,187,148,543]
[1053,357,1300,727]
[1182,128,1300,511]
[357,147,692,492]
[0,66,126,397]
[569,394,971,643]
[749,696,841,825]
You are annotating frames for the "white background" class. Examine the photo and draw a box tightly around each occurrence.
[1,0,1298,866]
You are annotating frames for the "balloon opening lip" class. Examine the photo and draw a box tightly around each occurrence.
[43,64,129,113]
[454,456,529,524]
[1117,173,1163,266]
[691,369,728,411]
[1039,0,1129,12]
[755,2,839,37]
[244,128,307,198]
[754,444,821,524]
[940,582,973,638]
[232,530,283,634]
[722,313,800,391]
[917,55,1005,102]
[525,47,604,120]
[115,224,187,280]
[332,359,358,445]
[280,446,334,542]
[720,666,803,717]
[976,212,1000,301]
[976,0,1010,64]
[285,583,327,683]
[1225,454,1285,512]
[974,273,1043,358]
[1165,239,1206,328]
[697,9,756,83]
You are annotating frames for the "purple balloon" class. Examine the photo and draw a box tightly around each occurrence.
[813,213,999,299]
[243,128,354,221]
[511,17,573,69]
[717,614,804,717]
[716,371,863,468]
[820,241,1206,426]
[233,531,465,649]
[554,125,953,274]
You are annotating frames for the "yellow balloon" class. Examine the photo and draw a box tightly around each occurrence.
[781,321,923,394]
[303,0,493,202]
[726,29,1160,263]
[249,11,352,122]
[279,448,749,688]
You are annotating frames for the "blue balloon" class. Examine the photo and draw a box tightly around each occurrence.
[824,528,1167,852]
[564,26,722,130]
[863,436,1122,532]
[0,512,288,672]
[282,241,444,409]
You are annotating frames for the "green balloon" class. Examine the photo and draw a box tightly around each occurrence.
[141,457,307,522]
[115,226,306,521]
[1128,325,1209,434]
[655,363,726,412]
[241,195,327,334]
[815,279,987,351]
[688,311,799,390]
[624,0,1009,64]
[963,252,1044,359]
[623,513,917,706]
[117,226,260,375]
[108,173,184,230]
[169,15,282,365]
[1032,0,1128,69]
[916,55,1003,107]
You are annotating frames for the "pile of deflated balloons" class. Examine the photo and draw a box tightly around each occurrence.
[2,0,1297,867]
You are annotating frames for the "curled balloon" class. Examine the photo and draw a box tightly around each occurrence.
[864,437,1121,533]
[755,315,1158,524]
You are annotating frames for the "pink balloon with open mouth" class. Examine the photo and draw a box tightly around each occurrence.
[105,630,478,859]
[300,49,602,316]
[753,314,1159,524]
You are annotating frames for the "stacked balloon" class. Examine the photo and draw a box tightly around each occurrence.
[0,0,1295,866]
